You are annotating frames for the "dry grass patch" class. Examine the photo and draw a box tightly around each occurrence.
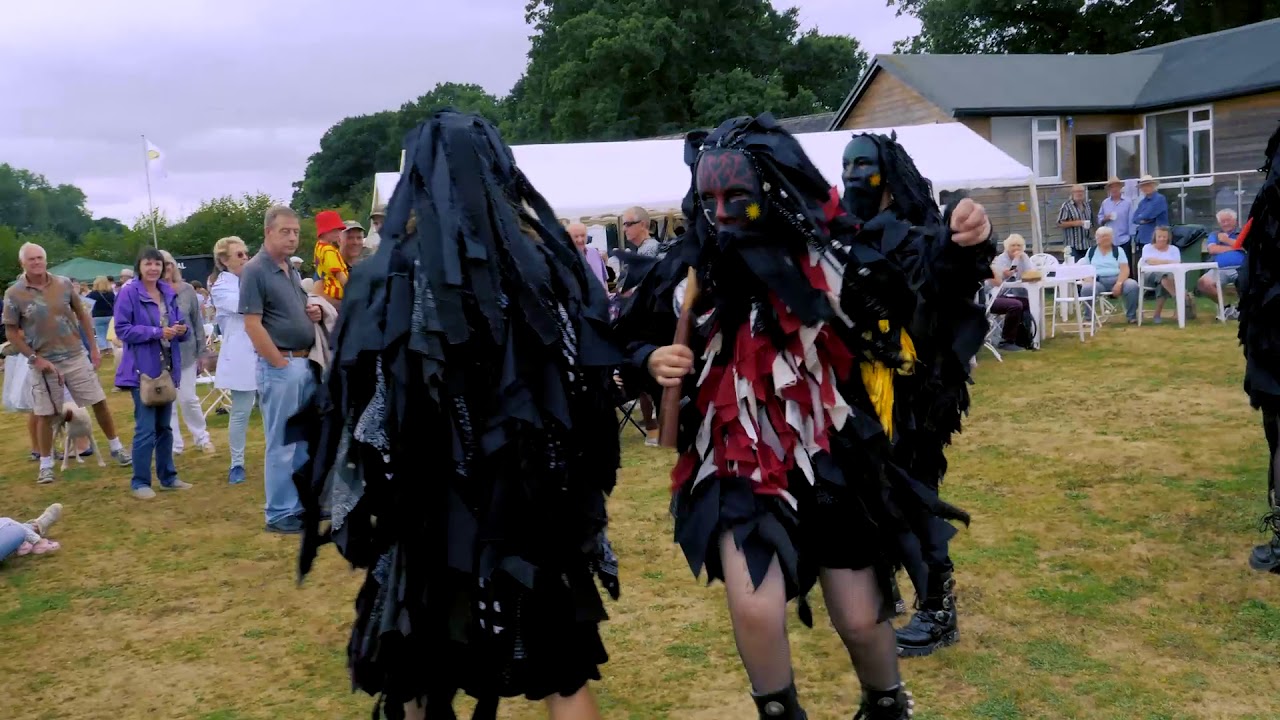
[1,310,1278,719]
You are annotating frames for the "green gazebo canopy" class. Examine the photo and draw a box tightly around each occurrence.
[47,258,132,283]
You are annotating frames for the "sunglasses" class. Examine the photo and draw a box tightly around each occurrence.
[233,251,248,258]
[622,220,642,228]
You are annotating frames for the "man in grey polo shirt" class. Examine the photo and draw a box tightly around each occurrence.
[240,204,323,534]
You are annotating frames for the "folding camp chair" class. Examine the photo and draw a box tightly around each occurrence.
[617,398,648,439]
[198,334,232,418]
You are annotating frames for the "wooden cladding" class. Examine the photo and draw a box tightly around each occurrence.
[839,71,952,130]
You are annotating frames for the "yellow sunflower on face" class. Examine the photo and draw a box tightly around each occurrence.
[745,202,762,221]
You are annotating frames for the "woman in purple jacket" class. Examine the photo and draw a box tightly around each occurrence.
[113,247,193,499]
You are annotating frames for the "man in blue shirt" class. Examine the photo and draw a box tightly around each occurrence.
[1197,208,1245,297]
[1097,176,1133,255]
[1132,175,1169,274]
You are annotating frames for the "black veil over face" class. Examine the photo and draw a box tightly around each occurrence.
[840,131,942,228]
[680,113,836,326]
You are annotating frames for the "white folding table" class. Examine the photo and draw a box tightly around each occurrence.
[1137,262,1224,328]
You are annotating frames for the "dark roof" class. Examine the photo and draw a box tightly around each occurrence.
[653,112,836,140]
[831,18,1280,128]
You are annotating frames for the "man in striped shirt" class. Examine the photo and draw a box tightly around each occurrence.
[1057,184,1094,261]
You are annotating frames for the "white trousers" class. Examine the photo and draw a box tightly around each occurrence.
[170,363,210,451]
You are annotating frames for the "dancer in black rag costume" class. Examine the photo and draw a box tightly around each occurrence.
[838,133,996,657]
[1238,122,1280,574]
[615,113,992,720]
[288,110,626,720]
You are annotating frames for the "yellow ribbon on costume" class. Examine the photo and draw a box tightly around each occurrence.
[859,327,917,440]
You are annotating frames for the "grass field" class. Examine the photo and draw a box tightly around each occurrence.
[2,307,1278,720]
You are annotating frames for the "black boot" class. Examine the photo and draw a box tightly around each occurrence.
[853,685,914,720]
[895,571,958,658]
[1248,508,1280,574]
[752,683,808,720]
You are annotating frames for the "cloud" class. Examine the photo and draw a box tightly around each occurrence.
[0,0,917,223]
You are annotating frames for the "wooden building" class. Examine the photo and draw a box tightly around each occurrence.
[828,19,1280,243]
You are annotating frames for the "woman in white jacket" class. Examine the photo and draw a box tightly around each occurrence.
[209,236,259,485]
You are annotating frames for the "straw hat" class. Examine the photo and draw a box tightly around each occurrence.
[1138,174,1159,187]
[1105,175,1124,189]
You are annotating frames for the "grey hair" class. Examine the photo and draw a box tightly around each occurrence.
[17,242,43,261]
[1216,208,1238,222]
[263,204,298,232]
[1096,226,1115,239]
[623,206,650,224]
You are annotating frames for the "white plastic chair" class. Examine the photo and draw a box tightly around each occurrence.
[978,287,1004,363]
[1049,264,1097,341]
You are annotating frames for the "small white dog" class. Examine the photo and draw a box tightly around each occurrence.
[50,400,105,471]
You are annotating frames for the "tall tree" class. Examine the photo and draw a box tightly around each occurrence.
[291,82,509,213]
[511,0,866,141]
[890,0,1280,54]
[0,164,96,242]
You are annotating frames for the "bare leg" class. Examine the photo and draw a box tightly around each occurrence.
[819,567,900,691]
[27,414,38,454]
[1153,297,1165,318]
[545,687,602,720]
[90,400,118,439]
[720,532,794,694]
[35,415,53,457]
[639,393,657,431]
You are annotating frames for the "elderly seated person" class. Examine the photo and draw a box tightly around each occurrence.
[987,233,1034,351]
[1077,226,1140,323]
[1197,208,1245,297]
[1140,225,1196,323]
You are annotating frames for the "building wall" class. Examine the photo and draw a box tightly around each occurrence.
[1212,89,1280,172]
[838,71,953,130]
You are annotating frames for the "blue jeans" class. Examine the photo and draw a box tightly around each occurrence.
[92,316,111,350]
[228,390,256,468]
[0,518,28,562]
[130,389,179,490]
[257,357,315,524]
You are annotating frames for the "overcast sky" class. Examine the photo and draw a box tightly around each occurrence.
[0,0,918,223]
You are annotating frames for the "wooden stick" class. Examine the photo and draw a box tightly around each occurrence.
[659,267,699,449]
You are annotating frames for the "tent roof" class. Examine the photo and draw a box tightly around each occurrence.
[48,258,132,282]
[374,122,1034,221]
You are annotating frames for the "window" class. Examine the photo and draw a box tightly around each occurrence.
[991,116,1061,181]
[1144,106,1213,182]
[1109,130,1143,179]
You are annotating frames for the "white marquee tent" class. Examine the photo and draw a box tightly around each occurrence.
[373,122,1042,249]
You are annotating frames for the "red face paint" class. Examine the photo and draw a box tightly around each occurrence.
[696,150,764,230]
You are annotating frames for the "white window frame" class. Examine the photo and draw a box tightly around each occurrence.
[1107,129,1144,179]
[1142,105,1214,187]
[1031,117,1062,183]
[989,116,1062,183]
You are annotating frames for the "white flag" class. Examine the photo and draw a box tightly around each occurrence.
[145,139,167,179]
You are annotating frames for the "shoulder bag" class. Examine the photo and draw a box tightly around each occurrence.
[139,296,177,407]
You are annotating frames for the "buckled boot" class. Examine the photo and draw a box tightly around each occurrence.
[895,571,958,658]
[1248,507,1280,574]
[853,685,914,720]
[752,683,807,720]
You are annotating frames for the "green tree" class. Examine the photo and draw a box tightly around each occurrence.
[291,82,509,212]
[0,164,96,242]
[512,0,865,142]
[889,0,1280,54]
[166,193,278,257]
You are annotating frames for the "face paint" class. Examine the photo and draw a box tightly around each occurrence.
[842,135,885,222]
[696,149,766,234]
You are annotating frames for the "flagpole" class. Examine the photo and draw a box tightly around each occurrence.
[142,134,158,248]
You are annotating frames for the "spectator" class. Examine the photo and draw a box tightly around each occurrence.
[1077,226,1140,323]
[362,204,385,259]
[0,504,62,562]
[312,209,349,307]
[1139,225,1196,323]
[114,247,191,499]
[160,250,214,456]
[1057,184,1093,261]
[988,233,1033,352]
[118,268,135,288]
[340,220,365,269]
[1097,176,1134,258]
[1132,175,1169,275]
[569,222,608,287]
[86,276,117,356]
[620,206,661,446]
[209,236,258,486]
[3,242,131,484]
[240,205,324,534]
[1198,208,1245,297]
